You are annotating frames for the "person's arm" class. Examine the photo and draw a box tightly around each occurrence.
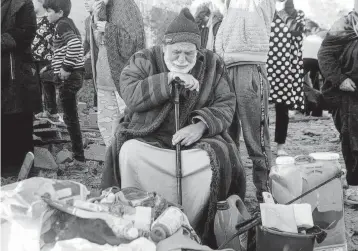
[277,10,305,36]
[83,16,91,56]
[190,59,236,137]
[119,52,172,113]
[56,21,84,72]
[1,0,36,52]
[318,40,348,88]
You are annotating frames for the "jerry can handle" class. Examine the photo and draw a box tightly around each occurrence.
[294,155,316,164]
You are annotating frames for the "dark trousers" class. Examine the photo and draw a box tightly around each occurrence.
[1,112,34,176]
[275,103,289,144]
[334,96,358,186]
[34,61,52,114]
[303,58,323,117]
[42,69,85,161]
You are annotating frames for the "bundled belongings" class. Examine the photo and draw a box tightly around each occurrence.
[2,179,236,251]
[0,178,89,251]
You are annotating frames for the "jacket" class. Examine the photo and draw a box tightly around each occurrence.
[1,0,40,114]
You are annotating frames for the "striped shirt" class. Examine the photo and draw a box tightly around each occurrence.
[51,17,84,74]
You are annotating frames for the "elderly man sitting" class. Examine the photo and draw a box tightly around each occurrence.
[101,8,246,246]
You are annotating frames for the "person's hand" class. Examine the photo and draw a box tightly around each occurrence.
[96,21,107,32]
[172,122,207,146]
[39,66,47,76]
[170,72,200,92]
[59,68,71,80]
[276,0,287,11]
[340,78,356,92]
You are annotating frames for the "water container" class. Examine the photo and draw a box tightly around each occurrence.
[270,153,347,251]
[214,195,250,251]
[270,156,303,203]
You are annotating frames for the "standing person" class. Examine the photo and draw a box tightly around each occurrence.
[194,2,222,52]
[1,0,39,176]
[318,4,358,204]
[32,0,56,117]
[40,0,86,169]
[302,19,327,117]
[87,0,145,147]
[266,0,305,156]
[214,0,275,202]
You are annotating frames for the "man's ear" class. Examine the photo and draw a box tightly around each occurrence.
[58,10,64,17]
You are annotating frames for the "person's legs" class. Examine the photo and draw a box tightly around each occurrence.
[340,97,358,204]
[97,89,123,147]
[275,102,289,155]
[39,69,59,115]
[59,71,85,162]
[228,64,272,201]
[1,112,34,177]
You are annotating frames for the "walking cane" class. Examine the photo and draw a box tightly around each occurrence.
[173,77,182,205]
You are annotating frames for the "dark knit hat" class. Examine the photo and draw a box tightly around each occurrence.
[164,8,201,49]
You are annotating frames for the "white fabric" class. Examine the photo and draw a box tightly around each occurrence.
[205,15,214,51]
[119,139,212,227]
[302,35,323,60]
[50,237,155,251]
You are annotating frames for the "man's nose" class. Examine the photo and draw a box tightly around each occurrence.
[177,53,186,63]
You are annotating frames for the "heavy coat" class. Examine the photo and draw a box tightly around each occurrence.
[101,46,246,247]
[1,0,40,114]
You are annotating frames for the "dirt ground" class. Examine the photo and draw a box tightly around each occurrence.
[1,79,357,250]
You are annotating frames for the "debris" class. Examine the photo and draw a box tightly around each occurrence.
[84,144,106,162]
[34,147,58,170]
[77,102,87,114]
[56,149,73,164]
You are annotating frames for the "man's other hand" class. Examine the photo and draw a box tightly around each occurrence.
[170,72,199,92]
[172,122,207,146]
[340,78,356,92]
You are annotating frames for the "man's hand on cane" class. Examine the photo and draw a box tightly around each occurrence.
[169,72,200,91]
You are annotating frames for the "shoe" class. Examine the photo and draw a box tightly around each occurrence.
[35,111,49,120]
[35,111,63,125]
[277,149,289,156]
[277,144,288,156]
[345,187,358,205]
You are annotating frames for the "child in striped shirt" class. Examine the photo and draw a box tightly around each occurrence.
[40,0,86,169]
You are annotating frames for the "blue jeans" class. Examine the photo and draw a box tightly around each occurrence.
[227,64,272,200]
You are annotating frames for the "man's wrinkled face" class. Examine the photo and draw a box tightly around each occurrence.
[84,0,95,12]
[163,42,197,73]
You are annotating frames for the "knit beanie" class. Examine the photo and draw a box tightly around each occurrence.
[164,8,201,49]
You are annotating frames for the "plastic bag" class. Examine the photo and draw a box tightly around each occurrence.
[0,178,90,251]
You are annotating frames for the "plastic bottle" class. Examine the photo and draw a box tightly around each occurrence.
[214,195,251,251]
[270,156,302,204]
[149,207,183,243]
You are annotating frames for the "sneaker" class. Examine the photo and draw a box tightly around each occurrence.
[35,111,49,120]
[35,111,63,125]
